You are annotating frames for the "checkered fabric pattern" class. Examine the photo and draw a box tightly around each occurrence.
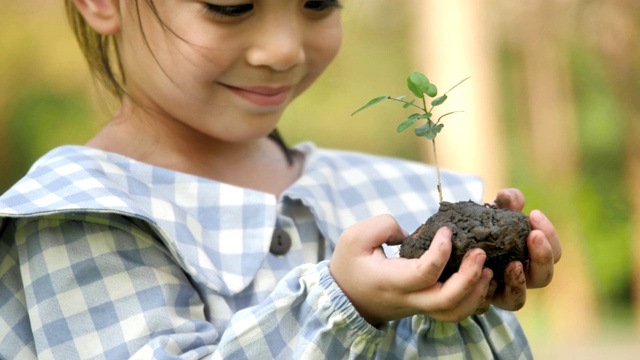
[0,142,532,359]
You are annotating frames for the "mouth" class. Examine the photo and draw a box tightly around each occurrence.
[222,84,293,107]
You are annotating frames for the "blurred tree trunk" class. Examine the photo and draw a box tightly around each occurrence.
[614,3,640,338]
[578,0,640,335]
[600,2,640,337]
[496,0,599,342]
[616,14,640,342]
[409,0,505,203]
[628,122,640,336]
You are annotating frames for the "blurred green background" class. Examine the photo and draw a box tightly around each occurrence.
[1,1,639,358]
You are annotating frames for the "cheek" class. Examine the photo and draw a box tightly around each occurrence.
[116,7,176,83]
[119,5,229,84]
[324,32,343,67]
[292,27,342,98]
[318,24,343,65]
[307,25,343,75]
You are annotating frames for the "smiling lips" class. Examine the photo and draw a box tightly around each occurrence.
[224,84,292,107]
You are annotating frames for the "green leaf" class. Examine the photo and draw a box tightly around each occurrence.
[431,95,448,106]
[407,76,423,98]
[403,99,416,108]
[397,117,418,133]
[415,112,432,120]
[396,112,432,133]
[408,72,431,98]
[414,122,444,140]
[351,96,390,115]
[426,83,438,97]
[409,112,433,121]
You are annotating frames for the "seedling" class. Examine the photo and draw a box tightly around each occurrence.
[352,72,469,203]
[352,72,530,283]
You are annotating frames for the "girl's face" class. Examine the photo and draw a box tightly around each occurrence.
[116,0,343,144]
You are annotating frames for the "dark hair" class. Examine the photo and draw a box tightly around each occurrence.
[64,0,293,164]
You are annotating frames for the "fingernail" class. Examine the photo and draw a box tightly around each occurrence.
[475,250,487,266]
[438,227,452,239]
[494,190,511,208]
[531,210,548,225]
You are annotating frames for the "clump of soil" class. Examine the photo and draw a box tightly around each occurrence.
[399,201,530,283]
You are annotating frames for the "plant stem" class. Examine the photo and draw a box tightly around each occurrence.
[432,139,443,203]
[423,94,443,202]
[422,95,429,114]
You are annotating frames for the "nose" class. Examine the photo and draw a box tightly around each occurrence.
[246,18,306,71]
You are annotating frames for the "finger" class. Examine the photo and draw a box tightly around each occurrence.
[525,229,555,288]
[491,261,527,311]
[341,214,407,254]
[429,267,494,322]
[529,210,562,263]
[476,279,498,315]
[394,227,452,292]
[427,249,488,311]
[493,188,525,211]
[385,228,411,246]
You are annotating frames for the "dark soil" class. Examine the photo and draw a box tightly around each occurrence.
[399,201,530,283]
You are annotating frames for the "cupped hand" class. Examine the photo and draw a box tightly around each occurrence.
[488,188,562,311]
[330,214,493,326]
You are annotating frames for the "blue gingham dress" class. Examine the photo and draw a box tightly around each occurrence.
[0,142,532,359]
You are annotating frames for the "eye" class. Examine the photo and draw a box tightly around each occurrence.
[304,0,342,11]
[203,3,254,19]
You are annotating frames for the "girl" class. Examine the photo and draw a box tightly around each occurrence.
[0,0,560,358]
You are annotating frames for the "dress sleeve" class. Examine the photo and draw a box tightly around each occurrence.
[3,213,220,359]
[215,261,533,360]
[213,261,385,359]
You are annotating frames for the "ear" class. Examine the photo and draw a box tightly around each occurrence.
[72,0,120,35]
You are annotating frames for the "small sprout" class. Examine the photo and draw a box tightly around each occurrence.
[352,72,470,203]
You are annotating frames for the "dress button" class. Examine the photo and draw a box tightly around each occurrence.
[270,228,292,255]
